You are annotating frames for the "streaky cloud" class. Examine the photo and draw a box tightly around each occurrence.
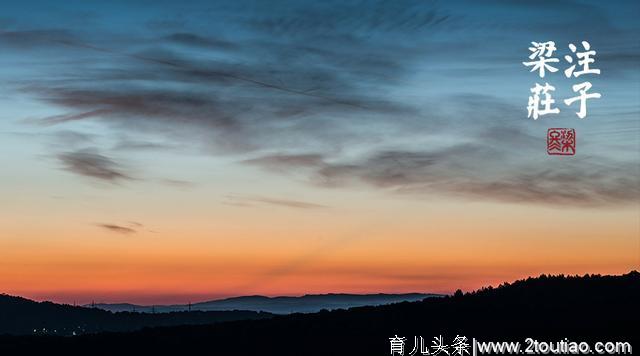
[95,223,136,235]
[224,195,328,209]
[57,149,132,182]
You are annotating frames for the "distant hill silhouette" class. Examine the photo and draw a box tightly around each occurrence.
[1,272,638,355]
[90,293,437,314]
[0,294,272,336]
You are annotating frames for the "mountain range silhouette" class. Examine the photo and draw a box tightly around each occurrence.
[1,271,638,355]
[89,293,436,314]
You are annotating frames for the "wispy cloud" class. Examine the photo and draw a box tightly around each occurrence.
[159,179,196,188]
[95,223,136,234]
[250,197,328,209]
[94,221,149,234]
[57,149,132,182]
[224,195,328,209]
[244,146,640,207]
[3,0,638,206]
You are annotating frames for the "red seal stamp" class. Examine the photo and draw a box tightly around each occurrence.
[547,128,576,155]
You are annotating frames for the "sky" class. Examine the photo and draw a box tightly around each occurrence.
[0,0,639,305]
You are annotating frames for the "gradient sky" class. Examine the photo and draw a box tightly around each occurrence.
[1,0,639,305]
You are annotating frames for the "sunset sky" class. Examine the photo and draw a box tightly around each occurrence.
[1,0,639,305]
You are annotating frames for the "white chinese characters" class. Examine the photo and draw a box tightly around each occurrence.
[564,41,600,78]
[527,83,560,120]
[390,335,408,356]
[564,82,601,119]
[390,335,470,356]
[523,41,559,78]
[524,40,601,119]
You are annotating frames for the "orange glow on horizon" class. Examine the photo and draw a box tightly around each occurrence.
[2,192,638,305]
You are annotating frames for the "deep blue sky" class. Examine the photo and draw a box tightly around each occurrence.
[1,0,637,206]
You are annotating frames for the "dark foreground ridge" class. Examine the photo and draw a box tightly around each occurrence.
[1,271,638,355]
[0,294,272,335]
